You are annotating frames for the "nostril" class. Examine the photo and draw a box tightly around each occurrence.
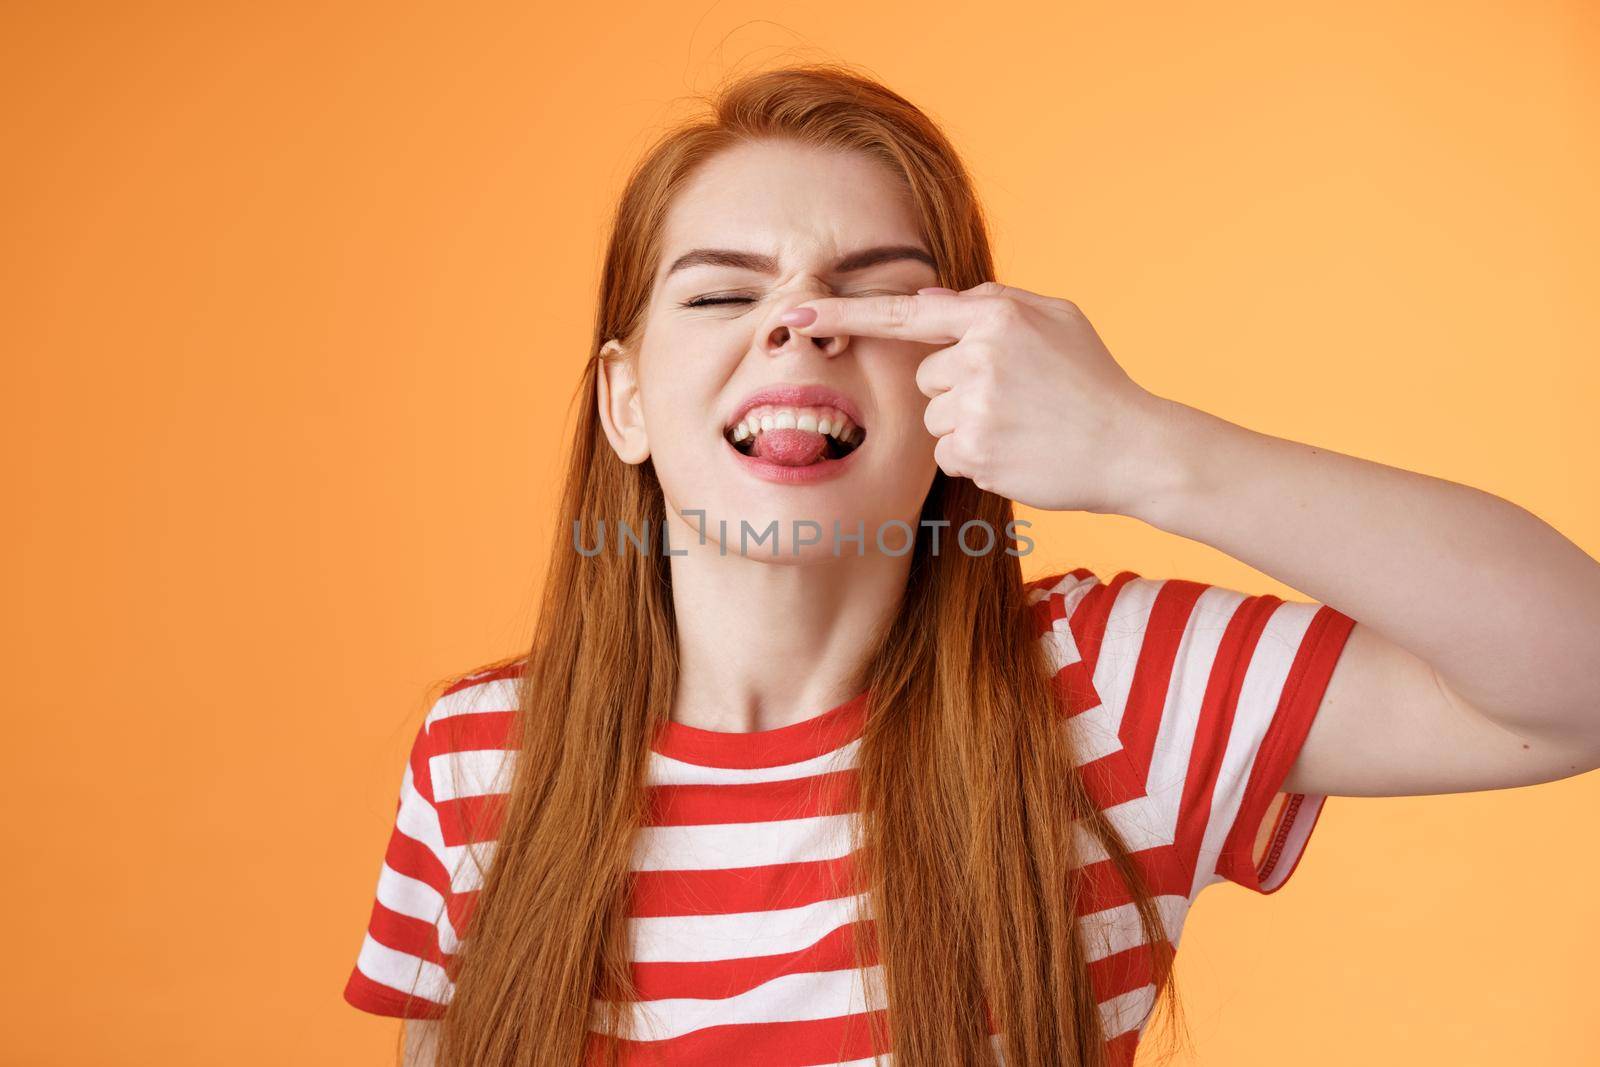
[767,325,837,350]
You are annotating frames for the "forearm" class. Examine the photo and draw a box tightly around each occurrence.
[1120,395,1600,747]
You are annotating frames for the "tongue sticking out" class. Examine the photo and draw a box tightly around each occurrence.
[752,428,830,466]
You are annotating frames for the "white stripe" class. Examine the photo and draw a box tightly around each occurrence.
[593,965,886,1042]
[431,748,516,802]
[1064,699,1123,764]
[1099,982,1158,1038]
[1070,791,1174,866]
[424,676,519,728]
[1025,570,1089,606]
[1189,597,1317,897]
[596,960,1147,1054]
[647,738,861,786]
[1074,895,1189,962]
[1039,604,1086,668]
[628,893,869,963]
[374,861,460,954]
[354,932,454,1005]
[444,839,496,894]
[632,813,856,872]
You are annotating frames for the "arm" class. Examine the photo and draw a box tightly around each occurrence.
[1121,394,1600,796]
[786,284,1600,797]
[403,1020,439,1067]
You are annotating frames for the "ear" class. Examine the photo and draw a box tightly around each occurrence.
[595,339,651,464]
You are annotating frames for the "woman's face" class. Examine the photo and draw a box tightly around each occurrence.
[601,139,943,563]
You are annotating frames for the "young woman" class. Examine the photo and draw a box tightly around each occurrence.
[341,64,1600,1067]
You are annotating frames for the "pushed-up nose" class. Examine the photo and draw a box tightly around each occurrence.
[764,321,844,357]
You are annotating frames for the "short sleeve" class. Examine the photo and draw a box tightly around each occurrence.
[1030,568,1357,898]
[342,714,458,1018]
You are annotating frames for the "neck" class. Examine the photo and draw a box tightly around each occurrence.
[665,526,911,734]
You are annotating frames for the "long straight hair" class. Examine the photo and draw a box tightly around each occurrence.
[431,63,1182,1066]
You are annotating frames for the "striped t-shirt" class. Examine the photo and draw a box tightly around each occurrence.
[344,567,1357,1065]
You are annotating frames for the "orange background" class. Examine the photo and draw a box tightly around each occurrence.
[5,2,1598,1064]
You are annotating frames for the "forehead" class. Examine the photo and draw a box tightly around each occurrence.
[658,139,925,269]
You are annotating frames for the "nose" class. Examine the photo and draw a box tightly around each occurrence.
[761,304,847,358]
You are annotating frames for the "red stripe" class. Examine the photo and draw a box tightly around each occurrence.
[343,969,447,1019]
[384,826,451,897]
[651,693,869,768]
[1087,940,1160,1002]
[1028,577,1075,637]
[446,886,481,944]
[435,792,509,848]
[629,855,864,917]
[1076,848,1192,914]
[645,770,858,827]
[430,708,517,752]
[1051,656,1101,719]
[1074,746,1149,811]
[364,899,452,968]
[1105,1028,1141,1067]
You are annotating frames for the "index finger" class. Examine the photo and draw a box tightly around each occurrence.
[781,292,977,344]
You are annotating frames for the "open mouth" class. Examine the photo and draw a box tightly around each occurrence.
[723,404,866,467]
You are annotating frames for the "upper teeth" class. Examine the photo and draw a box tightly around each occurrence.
[729,405,862,444]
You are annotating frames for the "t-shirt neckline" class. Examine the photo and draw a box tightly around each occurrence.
[650,690,870,769]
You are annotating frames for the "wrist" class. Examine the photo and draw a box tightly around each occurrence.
[1102,391,1216,528]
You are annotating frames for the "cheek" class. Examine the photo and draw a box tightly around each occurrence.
[636,344,716,434]
[633,351,729,503]
[869,348,937,439]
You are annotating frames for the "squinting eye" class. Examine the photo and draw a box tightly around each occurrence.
[680,294,754,309]
[678,288,910,310]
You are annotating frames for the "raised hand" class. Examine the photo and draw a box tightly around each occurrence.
[781,281,1174,514]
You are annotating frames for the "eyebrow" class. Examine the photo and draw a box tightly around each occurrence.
[663,243,938,279]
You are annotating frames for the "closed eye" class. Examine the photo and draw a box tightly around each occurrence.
[680,294,754,308]
[678,289,907,310]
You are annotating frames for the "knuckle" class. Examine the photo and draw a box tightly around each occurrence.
[983,297,1024,327]
[886,293,916,328]
[968,351,999,387]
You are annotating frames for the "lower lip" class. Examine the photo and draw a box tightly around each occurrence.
[723,436,863,484]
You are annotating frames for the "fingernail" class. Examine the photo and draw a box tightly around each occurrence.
[918,287,958,295]
[779,306,817,327]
